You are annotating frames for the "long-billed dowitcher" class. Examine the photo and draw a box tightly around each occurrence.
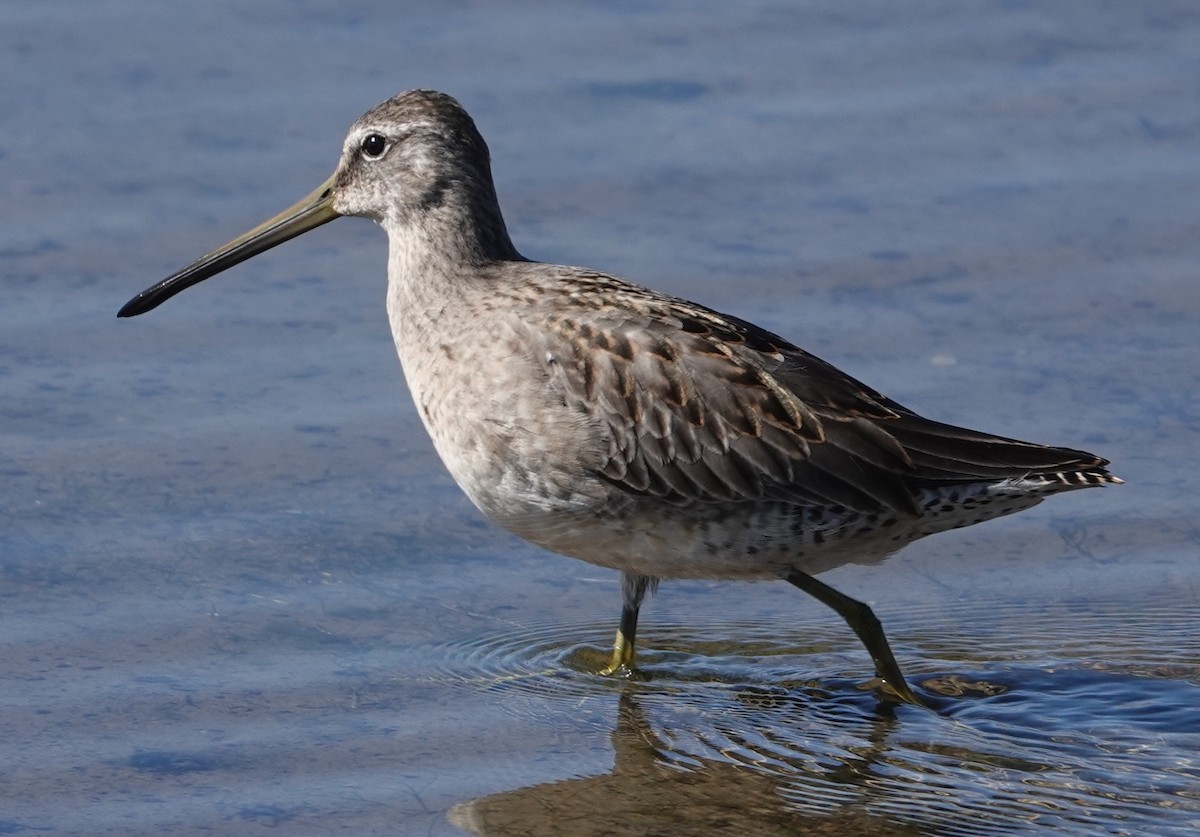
[120,90,1119,705]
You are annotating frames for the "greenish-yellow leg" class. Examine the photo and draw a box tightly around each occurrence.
[599,573,653,676]
[785,570,927,707]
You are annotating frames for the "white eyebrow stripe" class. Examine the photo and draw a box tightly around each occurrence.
[348,120,437,142]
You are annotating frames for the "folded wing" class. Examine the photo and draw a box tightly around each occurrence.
[528,277,1115,516]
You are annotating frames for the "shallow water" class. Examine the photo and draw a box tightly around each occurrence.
[3,1,1199,834]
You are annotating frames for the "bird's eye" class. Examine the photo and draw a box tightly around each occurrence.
[360,133,388,159]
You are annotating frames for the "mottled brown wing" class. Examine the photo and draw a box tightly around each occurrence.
[527,279,1112,515]
[526,289,917,513]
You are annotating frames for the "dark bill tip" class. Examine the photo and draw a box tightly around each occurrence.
[118,175,340,318]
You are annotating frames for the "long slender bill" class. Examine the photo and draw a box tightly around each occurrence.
[118,173,341,317]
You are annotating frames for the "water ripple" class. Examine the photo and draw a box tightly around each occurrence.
[436,595,1200,834]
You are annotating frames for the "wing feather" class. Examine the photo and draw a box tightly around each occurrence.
[522,274,1113,515]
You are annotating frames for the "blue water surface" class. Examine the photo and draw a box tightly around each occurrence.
[1,2,1198,834]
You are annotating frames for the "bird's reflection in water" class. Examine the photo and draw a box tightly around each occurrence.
[441,597,1200,835]
[450,690,923,836]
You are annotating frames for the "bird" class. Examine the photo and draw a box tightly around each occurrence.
[119,90,1120,706]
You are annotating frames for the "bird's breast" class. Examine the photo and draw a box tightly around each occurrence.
[389,300,613,528]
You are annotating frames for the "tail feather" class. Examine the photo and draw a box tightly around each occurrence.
[883,412,1120,488]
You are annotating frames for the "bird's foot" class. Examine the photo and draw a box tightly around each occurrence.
[863,675,932,709]
[597,661,644,679]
